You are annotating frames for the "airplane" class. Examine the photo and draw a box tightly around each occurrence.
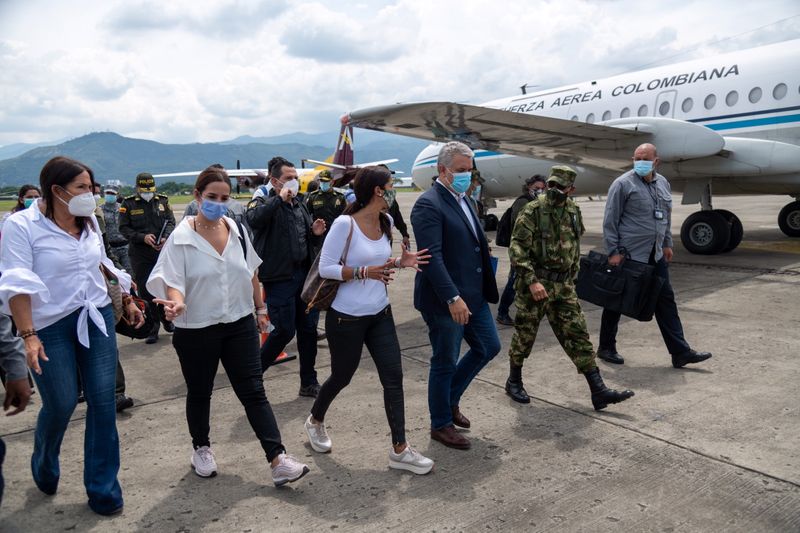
[345,38,800,255]
[153,122,397,194]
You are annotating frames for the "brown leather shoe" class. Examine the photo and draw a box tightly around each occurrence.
[430,425,470,450]
[452,406,471,429]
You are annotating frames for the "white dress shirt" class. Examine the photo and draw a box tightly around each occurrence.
[435,180,478,238]
[319,215,392,317]
[147,217,262,329]
[0,200,132,347]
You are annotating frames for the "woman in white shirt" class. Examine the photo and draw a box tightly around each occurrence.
[0,184,41,233]
[0,156,141,516]
[304,166,435,475]
[147,167,309,487]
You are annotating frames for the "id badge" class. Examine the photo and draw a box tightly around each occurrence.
[654,209,664,220]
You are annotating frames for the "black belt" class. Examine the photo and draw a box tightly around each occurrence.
[110,241,128,247]
[535,268,571,282]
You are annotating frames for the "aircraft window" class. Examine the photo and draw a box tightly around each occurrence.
[620,107,631,118]
[586,113,595,123]
[748,87,762,103]
[602,110,612,121]
[704,94,716,109]
[773,83,787,100]
[571,115,579,121]
[658,101,670,116]
[726,90,738,106]
[637,104,648,116]
[681,97,693,112]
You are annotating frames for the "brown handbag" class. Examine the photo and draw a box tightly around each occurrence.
[99,263,125,323]
[301,217,355,313]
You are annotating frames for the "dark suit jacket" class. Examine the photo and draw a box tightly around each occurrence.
[411,182,499,315]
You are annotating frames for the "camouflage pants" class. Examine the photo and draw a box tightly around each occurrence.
[508,280,596,373]
[109,244,133,274]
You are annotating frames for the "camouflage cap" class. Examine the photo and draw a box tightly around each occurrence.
[471,169,485,184]
[547,165,577,187]
[318,169,332,181]
[104,185,119,194]
[135,172,156,191]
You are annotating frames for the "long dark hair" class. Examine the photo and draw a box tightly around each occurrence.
[343,166,393,242]
[39,156,96,230]
[13,184,41,213]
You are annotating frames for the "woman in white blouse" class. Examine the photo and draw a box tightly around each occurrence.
[147,167,309,487]
[0,156,141,516]
[304,166,435,475]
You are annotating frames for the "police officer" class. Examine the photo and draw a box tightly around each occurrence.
[305,170,345,241]
[119,172,176,344]
[505,165,634,411]
[101,185,133,273]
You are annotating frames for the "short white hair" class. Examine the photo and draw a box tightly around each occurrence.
[437,141,474,169]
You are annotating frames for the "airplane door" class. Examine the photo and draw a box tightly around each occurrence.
[654,90,678,118]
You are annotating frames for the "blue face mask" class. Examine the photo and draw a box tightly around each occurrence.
[199,198,228,221]
[320,181,331,192]
[451,171,472,194]
[104,194,117,204]
[633,160,654,177]
[23,198,37,208]
[471,185,481,200]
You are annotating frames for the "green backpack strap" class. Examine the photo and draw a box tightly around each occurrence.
[538,204,551,257]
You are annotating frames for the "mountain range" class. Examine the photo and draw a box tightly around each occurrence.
[0,131,430,186]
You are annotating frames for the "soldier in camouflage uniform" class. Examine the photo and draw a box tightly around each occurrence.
[505,165,634,411]
[101,185,133,273]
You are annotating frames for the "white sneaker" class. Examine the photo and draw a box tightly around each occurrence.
[304,414,332,453]
[271,453,310,486]
[389,445,434,475]
[191,446,217,478]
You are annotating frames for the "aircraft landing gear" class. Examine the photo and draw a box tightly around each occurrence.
[778,200,800,237]
[680,211,732,254]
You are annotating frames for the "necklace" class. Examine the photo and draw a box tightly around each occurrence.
[196,221,221,230]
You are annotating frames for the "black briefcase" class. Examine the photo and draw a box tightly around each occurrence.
[576,250,664,321]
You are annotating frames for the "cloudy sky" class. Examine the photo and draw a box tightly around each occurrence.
[0,0,798,146]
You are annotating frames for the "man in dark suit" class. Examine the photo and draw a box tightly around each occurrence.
[411,141,501,450]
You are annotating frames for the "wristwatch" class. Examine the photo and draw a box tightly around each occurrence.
[446,295,461,305]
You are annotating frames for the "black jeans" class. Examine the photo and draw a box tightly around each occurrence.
[599,255,691,356]
[173,315,285,462]
[260,267,319,387]
[497,269,517,317]
[311,306,406,444]
[130,253,169,334]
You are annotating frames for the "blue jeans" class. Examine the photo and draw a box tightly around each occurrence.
[599,257,691,356]
[261,268,320,387]
[33,305,122,514]
[422,302,501,430]
[497,269,517,317]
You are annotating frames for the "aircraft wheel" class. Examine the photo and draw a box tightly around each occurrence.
[680,211,731,255]
[714,209,743,252]
[778,201,800,237]
[484,214,498,232]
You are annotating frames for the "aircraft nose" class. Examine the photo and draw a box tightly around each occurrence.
[412,144,440,191]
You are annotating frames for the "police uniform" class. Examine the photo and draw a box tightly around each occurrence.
[505,165,634,410]
[119,172,176,341]
[305,170,345,240]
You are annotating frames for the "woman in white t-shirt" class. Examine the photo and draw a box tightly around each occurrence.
[147,167,309,487]
[304,166,435,475]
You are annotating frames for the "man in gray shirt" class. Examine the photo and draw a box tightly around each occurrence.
[598,143,712,369]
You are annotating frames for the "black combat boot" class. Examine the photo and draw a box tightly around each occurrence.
[584,367,634,411]
[505,363,530,404]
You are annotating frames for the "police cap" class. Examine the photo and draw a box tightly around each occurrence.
[318,170,332,181]
[135,172,156,191]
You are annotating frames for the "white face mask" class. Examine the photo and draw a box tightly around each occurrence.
[284,179,299,196]
[57,188,97,217]
[140,192,154,201]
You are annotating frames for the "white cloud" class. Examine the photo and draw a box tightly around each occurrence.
[0,0,797,145]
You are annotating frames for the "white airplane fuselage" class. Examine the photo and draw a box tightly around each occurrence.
[411,39,800,200]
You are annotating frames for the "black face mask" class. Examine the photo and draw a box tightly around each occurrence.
[546,187,568,204]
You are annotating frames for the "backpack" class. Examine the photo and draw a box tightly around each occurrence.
[495,195,530,247]
[495,206,514,247]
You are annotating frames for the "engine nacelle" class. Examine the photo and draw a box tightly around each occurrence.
[594,117,725,161]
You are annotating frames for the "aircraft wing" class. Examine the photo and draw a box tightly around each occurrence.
[302,158,400,170]
[153,169,268,179]
[347,102,724,170]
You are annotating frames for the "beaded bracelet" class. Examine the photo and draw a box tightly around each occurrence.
[18,328,37,339]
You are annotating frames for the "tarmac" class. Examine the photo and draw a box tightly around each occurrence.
[1,192,799,532]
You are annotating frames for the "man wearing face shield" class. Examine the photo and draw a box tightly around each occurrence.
[246,158,327,398]
[505,165,635,410]
[119,172,176,344]
[598,143,712,369]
